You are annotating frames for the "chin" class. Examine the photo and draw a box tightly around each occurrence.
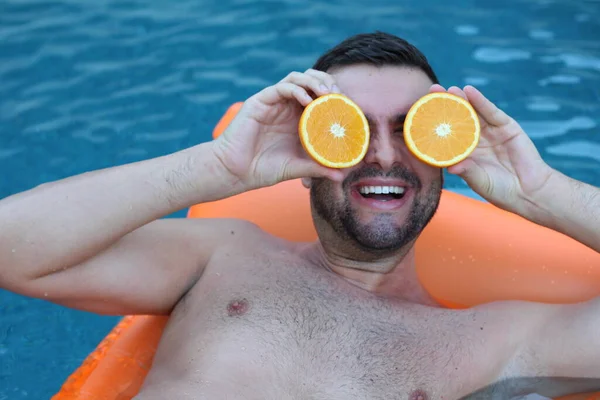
[344,215,418,253]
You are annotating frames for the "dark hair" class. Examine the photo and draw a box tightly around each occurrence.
[312,31,439,84]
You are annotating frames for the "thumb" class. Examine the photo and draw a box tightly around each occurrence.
[447,159,491,195]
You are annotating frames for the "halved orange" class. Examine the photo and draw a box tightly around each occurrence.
[404,92,480,167]
[298,93,370,169]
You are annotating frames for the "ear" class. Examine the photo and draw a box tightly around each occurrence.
[301,177,312,189]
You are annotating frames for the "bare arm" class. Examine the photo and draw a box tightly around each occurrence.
[0,142,243,315]
[525,169,600,253]
[0,69,343,316]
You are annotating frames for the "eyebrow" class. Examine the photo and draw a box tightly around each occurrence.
[364,113,407,126]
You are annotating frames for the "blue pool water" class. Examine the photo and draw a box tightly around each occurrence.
[0,0,599,398]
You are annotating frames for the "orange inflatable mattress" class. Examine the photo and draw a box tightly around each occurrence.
[51,103,600,400]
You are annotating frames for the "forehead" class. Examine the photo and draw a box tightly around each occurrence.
[329,64,433,121]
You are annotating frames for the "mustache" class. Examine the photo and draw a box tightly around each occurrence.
[343,165,421,189]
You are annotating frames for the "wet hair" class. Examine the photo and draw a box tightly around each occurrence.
[312,31,439,84]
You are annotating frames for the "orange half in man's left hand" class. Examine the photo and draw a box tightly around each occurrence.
[404,92,481,168]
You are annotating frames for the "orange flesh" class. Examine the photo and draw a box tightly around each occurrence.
[408,96,478,162]
[299,94,369,168]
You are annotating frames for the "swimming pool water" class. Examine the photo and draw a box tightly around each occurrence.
[0,0,599,398]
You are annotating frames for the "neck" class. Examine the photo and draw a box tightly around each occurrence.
[307,241,440,307]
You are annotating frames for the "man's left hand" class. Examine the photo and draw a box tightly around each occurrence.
[429,84,554,218]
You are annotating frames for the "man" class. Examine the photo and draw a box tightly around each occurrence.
[1,32,599,399]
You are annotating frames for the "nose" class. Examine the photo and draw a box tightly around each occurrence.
[363,128,401,171]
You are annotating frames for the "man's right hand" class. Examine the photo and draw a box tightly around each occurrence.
[211,69,345,193]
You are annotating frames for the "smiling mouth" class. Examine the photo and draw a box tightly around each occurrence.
[358,185,406,201]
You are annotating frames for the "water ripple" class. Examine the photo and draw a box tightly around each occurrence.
[547,141,600,163]
[221,32,279,48]
[288,27,326,38]
[521,116,597,139]
[0,149,25,159]
[540,53,600,72]
[538,75,582,86]
[455,25,479,36]
[1,98,51,119]
[473,47,532,63]
[185,92,231,104]
[526,98,561,112]
[529,29,554,40]
[135,129,189,142]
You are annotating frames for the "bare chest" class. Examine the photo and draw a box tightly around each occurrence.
[153,249,503,399]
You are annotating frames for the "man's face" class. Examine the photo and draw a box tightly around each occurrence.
[307,64,443,253]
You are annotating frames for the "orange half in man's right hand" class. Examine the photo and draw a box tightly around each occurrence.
[298,93,370,169]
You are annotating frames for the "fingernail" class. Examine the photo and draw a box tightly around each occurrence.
[319,84,329,93]
[332,85,340,93]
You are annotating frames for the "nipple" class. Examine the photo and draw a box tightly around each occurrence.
[409,390,428,400]
[227,298,249,316]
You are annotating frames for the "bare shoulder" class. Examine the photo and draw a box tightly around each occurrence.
[145,216,267,248]
[179,216,264,237]
[180,217,281,247]
[168,216,292,266]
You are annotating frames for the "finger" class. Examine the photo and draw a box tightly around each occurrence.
[258,82,314,107]
[446,158,471,176]
[463,85,511,127]
[429,84,446,93]
[443,85,493,132]
[282,71,331,98]
[446,158,491,195]
[304,69,340,93]
[447,86,468,101]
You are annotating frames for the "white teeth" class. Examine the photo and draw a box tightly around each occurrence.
[358,186,405,195]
